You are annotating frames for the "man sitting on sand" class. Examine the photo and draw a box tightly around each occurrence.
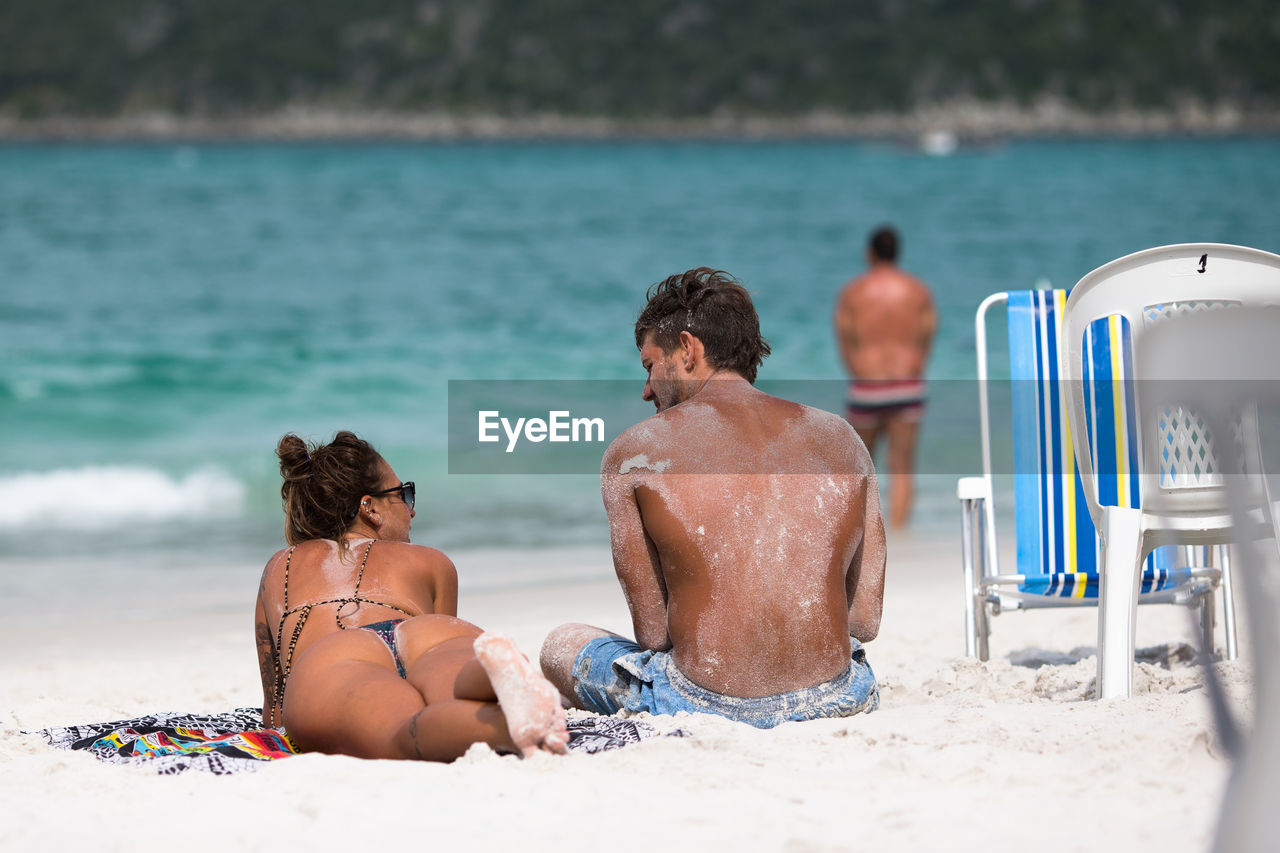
[541,268,885,728]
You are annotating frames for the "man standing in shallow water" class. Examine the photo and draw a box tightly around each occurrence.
[540,268,884,728]
[835,225,937,531]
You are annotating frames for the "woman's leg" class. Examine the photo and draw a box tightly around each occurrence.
[398,616,568,758]
[282,633,444,759]
[397,616,496,703]
[473,632,570,757]
[283,615,565,761]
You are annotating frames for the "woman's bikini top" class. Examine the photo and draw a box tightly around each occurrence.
[269,539,414,719]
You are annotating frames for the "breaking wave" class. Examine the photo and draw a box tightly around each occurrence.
[0,466,247,530]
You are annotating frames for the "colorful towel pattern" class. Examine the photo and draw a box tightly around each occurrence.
[32,708,294,775]
[31,707,684,775]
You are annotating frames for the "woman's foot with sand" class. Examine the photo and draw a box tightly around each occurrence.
[473,633,569,756]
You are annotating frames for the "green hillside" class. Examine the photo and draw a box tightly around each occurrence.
[3,0,1277,119]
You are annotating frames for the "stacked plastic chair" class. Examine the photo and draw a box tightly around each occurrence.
[1136,303,1280,852]
[1062,243,1280,698]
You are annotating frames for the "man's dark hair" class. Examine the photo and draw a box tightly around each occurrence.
[868,226,899,263]
[633,267,771,384]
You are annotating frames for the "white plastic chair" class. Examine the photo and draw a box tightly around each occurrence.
[1061,243,1280,699]
[1136,304,1280,851]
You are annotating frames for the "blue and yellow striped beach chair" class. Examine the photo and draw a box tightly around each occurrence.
[957,289,1230,662]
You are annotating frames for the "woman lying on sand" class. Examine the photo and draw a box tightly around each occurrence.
[254,430,568,760]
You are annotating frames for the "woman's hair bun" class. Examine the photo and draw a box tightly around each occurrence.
[276,433,313,479]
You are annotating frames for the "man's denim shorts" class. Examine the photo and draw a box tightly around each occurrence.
[570,635,879,729]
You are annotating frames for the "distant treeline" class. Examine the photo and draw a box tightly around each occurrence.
[3,0,1277,118]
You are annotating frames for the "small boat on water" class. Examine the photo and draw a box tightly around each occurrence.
[919,129,958,156]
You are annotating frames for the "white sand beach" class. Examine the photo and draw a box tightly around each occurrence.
[1,534,1246,852]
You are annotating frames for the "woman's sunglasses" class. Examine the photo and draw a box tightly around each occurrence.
[368,481,415,510]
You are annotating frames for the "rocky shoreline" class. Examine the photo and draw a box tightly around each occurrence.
[2,100,1277,143]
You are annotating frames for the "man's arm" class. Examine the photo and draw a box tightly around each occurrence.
[919,281,939,359]
[846,471,887,642]
[601,443,671,650]
[833,285,861,377]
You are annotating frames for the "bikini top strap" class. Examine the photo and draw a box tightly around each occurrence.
[276,602,313,712]
[352,539,375,597]
[281,545,296,612]
[335,539,377,630]
[274,545,298,663]
[271,545,299,718]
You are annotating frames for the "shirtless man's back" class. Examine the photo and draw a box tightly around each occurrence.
[542,268,885,728]
[835,225,937,530]
[608,381,883,696]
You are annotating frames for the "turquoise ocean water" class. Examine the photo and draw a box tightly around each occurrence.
[2,138,1279,598]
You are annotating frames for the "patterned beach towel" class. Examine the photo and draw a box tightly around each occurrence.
[29,707,684,775]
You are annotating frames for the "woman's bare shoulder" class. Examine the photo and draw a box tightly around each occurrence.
[263,544,296,568]
[258,546,293,592]
[374,541,458,612]
[376,541,457,572]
